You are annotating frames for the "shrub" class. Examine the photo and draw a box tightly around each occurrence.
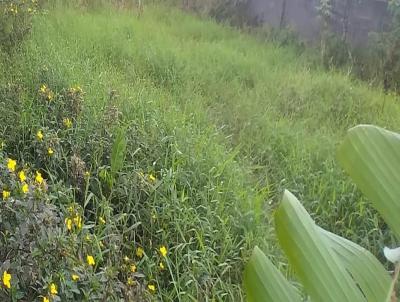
[0,0,40,53]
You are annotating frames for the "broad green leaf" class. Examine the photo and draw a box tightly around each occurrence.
[337,125,400,238]
[320,228,392,302]
[243,246,302,302]
[275,190,365,302]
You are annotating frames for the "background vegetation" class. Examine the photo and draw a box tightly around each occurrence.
[1,0,400,300]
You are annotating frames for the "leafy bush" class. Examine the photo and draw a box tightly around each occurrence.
[244,125,400,301]
[0,0,40,53]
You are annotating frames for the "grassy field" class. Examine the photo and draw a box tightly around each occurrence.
[1,2,400,301]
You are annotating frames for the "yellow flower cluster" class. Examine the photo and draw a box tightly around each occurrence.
[136,246,144,258]
[87,255,95,266]
[69,85,83,94]
[65,209,83,231]
[63,117,73,128]
[5,0,38,15]
[7,158,16,172]
[6,3,18,15]
[3,158,47,199]
[35,128,56,157]
[39,84,55,101]
[36,130,43,141]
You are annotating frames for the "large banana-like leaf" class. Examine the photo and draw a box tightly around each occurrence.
[337,125,400,238]
[320,229,392,302]
[275,190,365,302]
[243,246,302,302]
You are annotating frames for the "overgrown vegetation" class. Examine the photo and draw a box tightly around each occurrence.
[1,0,400,300]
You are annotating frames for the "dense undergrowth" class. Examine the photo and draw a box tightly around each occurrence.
[1,1,400,301]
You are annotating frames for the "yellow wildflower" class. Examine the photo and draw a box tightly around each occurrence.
[65,218,72,231]
[130,264,136,273]
[99,216,106,224]
[72,274,79,281]
[2,271,11,289]
[47,148,54,156]
[87,255,95,266]
[63,118,73,128]
[127,277,135,286]
[35,171,44,184]
[159,246,167,257]
[22,183,29,194]
[136,247,144,258]
[50,283,57,295]
[148,284,156,293]
[159,262,165,270]
[47,91,54,101]
[73,215,82,229]
[40,84,47,93]
[37,130,44,141]
[7,158,16,172]
[2,190,10,200]
[124,255,130,262]
[43,297,49,302]
[149,174,156,182]
[18,170,26,182]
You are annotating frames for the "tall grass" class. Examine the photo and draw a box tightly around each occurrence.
[1,2,400,300]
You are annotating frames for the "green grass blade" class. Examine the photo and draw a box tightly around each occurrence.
[337,125,400,239]
[320,229,392,302]
[243,246,302,302]
[275,190,365,302]
[110,126,127,185]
